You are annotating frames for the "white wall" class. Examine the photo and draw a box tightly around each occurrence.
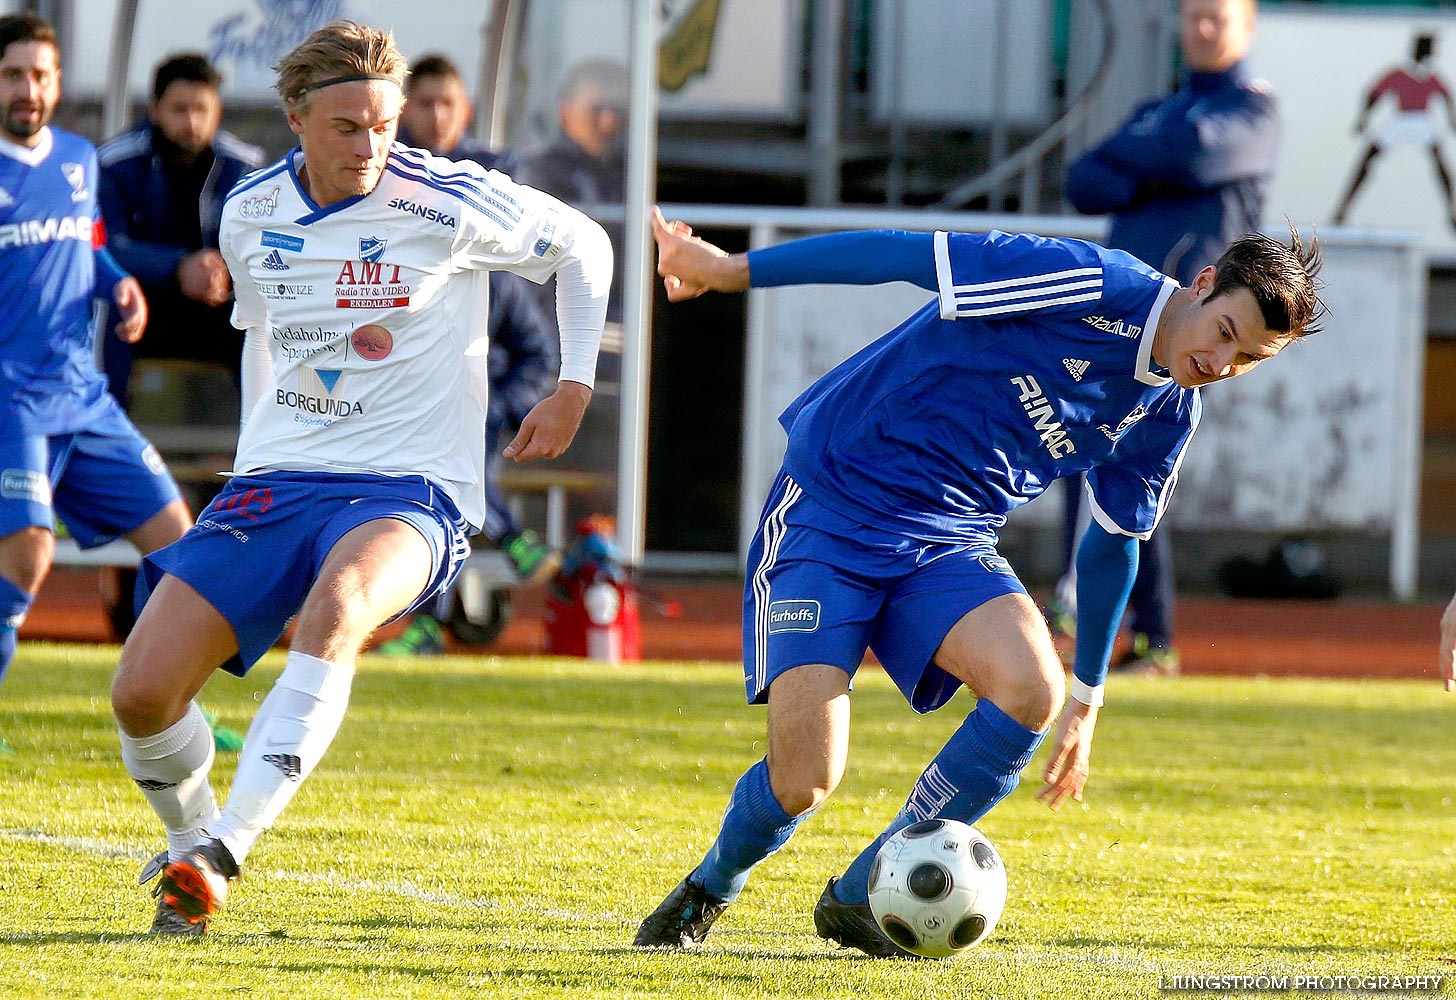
[1250,9,1456,256]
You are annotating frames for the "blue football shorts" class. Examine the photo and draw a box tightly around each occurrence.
[0,399,180,548]
[742,470,1028,714]
[138,471,469,674]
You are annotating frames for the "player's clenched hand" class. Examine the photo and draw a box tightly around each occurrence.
[1440,590,1456,692]
[1038,697,1099,810]
[177,249,232,307]
[112,277,148,344]
[651,206,746,301]
[504,380,592,462]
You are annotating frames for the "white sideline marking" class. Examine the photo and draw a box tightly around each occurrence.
[0,830,1174,967]
[3,828,623,924]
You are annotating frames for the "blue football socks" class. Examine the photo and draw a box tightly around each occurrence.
[0,574,35,690]
[835,699,1046,904]
[690,756,812,902]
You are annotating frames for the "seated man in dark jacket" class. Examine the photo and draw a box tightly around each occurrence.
[98,52,264,406]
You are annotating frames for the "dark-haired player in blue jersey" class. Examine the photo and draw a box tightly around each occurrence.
[635,208,1323,956]
[0,13,191,751]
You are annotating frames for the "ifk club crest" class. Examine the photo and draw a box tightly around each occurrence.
[359,236,387,263]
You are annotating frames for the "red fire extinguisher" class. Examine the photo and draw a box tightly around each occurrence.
[544,516,642,662]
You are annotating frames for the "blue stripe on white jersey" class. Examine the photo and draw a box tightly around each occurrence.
[387,149,523,225]
[382,162,517,230]
[224,159,290,205]
[392,147,523,215]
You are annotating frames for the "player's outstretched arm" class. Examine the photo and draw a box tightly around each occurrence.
[503,380,593,462]
[1440,590,1456,692]
[111,276,148,344]
[1039,521,1139,809]
[652,206,745,301]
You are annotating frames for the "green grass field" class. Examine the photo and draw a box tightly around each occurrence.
[1,643,1453,999]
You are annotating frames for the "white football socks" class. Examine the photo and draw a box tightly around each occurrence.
[118,701,220,862]
[210,651,355,865]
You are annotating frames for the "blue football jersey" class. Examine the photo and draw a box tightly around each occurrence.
[779,230,1202,542]
[0,128,113,434]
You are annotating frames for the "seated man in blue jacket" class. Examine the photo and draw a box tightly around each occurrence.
[1057,0,1279,676]
[98,52,264,406]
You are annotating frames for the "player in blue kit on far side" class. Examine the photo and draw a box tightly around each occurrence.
[0,12,191,751]
[635,208,1323,956]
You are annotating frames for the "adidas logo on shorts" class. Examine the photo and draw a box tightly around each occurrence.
[1063,358,1089,381]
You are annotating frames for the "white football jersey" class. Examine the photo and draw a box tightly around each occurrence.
[219,143,610,529]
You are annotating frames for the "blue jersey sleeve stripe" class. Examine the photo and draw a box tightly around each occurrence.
[223,161,290,205]
[387,154,524,222]
[954,289,1102,317]
[951,265,1102,294]
[381,163,515,230]
[954,277,1102,306]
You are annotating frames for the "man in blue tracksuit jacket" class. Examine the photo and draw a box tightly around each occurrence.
[1059,0,1280,674]
[97,53,264,405]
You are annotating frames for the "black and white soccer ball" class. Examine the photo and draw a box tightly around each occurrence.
[867,818,1007,958]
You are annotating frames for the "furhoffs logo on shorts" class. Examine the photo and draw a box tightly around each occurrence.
[767,599,821,633]
[979,555,1013,574]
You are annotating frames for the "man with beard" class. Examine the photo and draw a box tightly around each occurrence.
[0,13,190,752]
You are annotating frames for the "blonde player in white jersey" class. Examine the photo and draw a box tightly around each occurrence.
[108,21,612,935]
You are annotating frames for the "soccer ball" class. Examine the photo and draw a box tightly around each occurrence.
[867,818,1007,958]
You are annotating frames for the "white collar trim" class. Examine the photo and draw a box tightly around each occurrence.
[0,127,53,166]
[1135,278,1179,386]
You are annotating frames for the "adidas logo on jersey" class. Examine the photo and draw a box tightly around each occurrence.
[261,249,289,271]
[1063,358,1089,381]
